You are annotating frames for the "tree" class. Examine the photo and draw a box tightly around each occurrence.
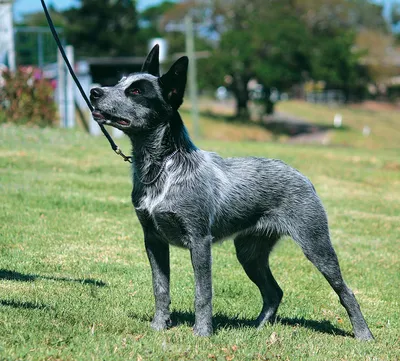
[355,29,398,87]
[137,1,176,48]
[17,5,66,28]
[390,3,400,44]
[311,31,369,100]
[62,0,141,57]
[199,0,391,117]
[204,0,314,117]
[139,0,214,87]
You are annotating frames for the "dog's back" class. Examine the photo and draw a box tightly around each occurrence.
[140,147,323,245]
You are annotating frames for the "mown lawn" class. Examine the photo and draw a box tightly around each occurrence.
[0,122,399,360]
[181,99,400,150]
[277,100,400,150]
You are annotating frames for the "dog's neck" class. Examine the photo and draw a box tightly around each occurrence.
[128,111,196,185]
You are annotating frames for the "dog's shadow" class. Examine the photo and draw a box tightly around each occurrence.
[0,299,50,311]
[131,310,351,337]
[0,269,107,311]
[1,270,351,337]
[0,269,107,287]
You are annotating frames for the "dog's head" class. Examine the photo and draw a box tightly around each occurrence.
[90,45,188,132]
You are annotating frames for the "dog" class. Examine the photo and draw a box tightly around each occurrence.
[90,45,374,340]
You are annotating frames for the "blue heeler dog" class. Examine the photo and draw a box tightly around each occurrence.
[90,45,374,340]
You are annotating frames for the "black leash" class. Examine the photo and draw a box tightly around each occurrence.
[40,0,132,163]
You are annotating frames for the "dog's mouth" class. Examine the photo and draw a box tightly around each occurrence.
[92,110,131,127]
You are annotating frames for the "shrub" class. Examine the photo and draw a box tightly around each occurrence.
[387,84,400,102]
[0,66,58,127]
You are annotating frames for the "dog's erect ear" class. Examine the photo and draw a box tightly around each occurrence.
[159,56,188,110]
[141,45,160,76]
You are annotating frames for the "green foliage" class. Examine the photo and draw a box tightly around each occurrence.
[15,7,66,66]
[310,31,370,98]
[195,0,390,116]
[140,0,176,33]
[0,67,57,127]
[18,5,66,28]
[63,0,142,57]
[387,84,400,101]
[390,2,400,28]
[250,4,312,90]
[138,0,214,85]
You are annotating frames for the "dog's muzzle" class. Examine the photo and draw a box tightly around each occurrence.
[91,110,131,127]
[92,110,106,124]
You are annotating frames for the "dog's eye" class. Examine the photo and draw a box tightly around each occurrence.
[129,88,141,95]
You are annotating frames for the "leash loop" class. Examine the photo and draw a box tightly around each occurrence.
[40,0,132,164]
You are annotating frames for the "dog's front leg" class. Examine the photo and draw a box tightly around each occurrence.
[190,235,213,336]
[144,231,171,331]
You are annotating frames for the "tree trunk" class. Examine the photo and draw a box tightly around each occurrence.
[235,91,249,119]
[232,73,249,119]
[261,85,276,115]
[265,98,275,115]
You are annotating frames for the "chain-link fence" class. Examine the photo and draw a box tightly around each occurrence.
[14,26,63,67]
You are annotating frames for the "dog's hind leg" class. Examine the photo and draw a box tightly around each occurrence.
[289,213,374,340]
[234,233,283,328]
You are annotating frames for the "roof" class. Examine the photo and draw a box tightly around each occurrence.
[85,57,146,66]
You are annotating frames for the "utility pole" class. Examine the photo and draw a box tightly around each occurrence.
[185,14,200,139]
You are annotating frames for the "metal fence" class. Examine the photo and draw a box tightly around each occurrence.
[305,90,346,105]
[14,26,62,67]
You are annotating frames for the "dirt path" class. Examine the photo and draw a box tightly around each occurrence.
[187,98,331,144]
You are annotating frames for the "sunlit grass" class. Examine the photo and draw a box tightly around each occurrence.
[0,123,399,360]
[278,100,400,149]
[182,98,400,150]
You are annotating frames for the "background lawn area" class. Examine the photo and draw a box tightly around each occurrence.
[277,100,400,149]
[181,99,400,150]
[0,119,399,360]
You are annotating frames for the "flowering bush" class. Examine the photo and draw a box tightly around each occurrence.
[0,66,58,127]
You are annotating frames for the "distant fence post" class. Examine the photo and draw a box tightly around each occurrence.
[57,46,76,128]
[66,45,75,128]
[57,49,66,127]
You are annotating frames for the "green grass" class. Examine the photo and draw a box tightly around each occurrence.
[0,122,399,360]
[181,99,400,149]
[278,100,400,149]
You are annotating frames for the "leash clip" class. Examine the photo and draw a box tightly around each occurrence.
[115,148,133,163]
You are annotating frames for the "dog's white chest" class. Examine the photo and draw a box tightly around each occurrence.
[136,161,174,214]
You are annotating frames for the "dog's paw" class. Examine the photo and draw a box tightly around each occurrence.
[252,311,277,329]
[193,324,213,337]
[150,315,171,331]
[354,329,374,341]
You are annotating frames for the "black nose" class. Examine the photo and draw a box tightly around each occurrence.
[90,87,104,99]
